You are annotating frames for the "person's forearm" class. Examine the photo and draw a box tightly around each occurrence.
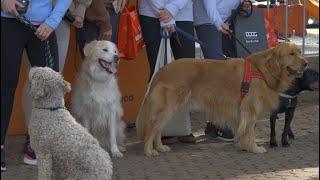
[45,0,72,29]
[164,0,189,19]
[72,0,92,19]
[203,0,223,30]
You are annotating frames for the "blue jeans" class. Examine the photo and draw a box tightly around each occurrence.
[195,24,236,60]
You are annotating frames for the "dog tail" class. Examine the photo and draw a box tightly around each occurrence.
[136,93,152,141]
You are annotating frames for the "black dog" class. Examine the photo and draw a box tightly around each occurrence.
[270,68,319,147]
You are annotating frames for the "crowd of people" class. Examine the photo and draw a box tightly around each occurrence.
[1,0,247,172]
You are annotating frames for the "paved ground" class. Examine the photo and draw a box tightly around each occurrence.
[1,95,319,180]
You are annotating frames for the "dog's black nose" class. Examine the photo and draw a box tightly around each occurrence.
[114,55,119,63]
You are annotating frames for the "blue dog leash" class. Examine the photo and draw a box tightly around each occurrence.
[161,27,227,60]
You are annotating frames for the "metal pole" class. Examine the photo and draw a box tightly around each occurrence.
[285,0,288,42]
[302,0,306,56]
[267,0,270,14]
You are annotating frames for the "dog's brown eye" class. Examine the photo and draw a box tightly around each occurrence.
[103,49,108,52]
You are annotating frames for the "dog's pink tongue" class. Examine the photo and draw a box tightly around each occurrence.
[108,64,117,74]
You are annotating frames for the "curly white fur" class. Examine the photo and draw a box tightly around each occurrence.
[28,67,112,180]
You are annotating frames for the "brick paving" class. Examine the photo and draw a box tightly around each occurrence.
[1,98,319,180]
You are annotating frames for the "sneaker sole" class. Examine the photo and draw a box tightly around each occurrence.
[216,136,234,142]
[23,157,37,166]
[1,167,6,171]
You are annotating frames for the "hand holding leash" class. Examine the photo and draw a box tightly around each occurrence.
[1,0,24,16]
[35,23,53,41]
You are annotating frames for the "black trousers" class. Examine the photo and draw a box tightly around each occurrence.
[76,7,120,57]
[139,15,195,80]
[1,17,59,146]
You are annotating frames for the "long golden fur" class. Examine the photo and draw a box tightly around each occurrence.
[136,43,307,157]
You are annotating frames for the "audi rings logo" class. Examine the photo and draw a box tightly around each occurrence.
[245,32,258,39]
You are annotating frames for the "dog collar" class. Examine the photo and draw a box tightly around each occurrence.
[34,106,66,111]
[240,59,265,100]
[278,93,297,99]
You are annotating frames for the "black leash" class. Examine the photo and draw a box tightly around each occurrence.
[225,0,254,56]
[34,106,66,111]
[16,15,55,68]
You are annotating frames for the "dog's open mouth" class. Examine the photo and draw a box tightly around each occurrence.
[310,82,319,91]
[287,66,303,78]
[98,59,117,74]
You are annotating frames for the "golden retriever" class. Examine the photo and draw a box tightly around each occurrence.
[71,40,126,158]
[136,43,307,157]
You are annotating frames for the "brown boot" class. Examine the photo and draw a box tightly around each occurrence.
[161,136,179,145]
[178,134,196,144]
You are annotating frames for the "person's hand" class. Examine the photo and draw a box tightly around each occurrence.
[1,0,24,16]
[72,16,84,28]
[220,23,231,35]
[35,23,53,41]
[117,0,127,12]
[163,24,175,33]
[159,8,172,22]
[99,29,112,40]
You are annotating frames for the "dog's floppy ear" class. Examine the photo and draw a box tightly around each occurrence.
[62,80,71,93]
[29,68,45,99]
[83,40,98,57]
[266,45,283,77]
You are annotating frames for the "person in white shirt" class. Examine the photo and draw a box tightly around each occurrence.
[138,0,196,143]
[193,0,243,59]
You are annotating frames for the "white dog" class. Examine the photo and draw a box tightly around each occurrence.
[71,40,126,158]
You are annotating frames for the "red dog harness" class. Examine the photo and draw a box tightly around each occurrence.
[240,60,265,100]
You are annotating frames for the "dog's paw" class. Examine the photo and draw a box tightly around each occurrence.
[281,136,290,147]
[156,145,171,152]
[288,133,295,140]
[281,141,290,147]
[118,146,126,152]
[145,149,159,157]
[252,146,267,153]
[111,151,123,158]
[269,141,278,148]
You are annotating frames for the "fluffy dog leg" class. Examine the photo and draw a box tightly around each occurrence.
[236,110,267,153]
[146,104,177,156]
[144,126,160,157]
[37,153,53,180]
[155,132,171,153]
[109,112,123,158]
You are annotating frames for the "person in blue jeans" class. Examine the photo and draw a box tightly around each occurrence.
[1,0,72,171]
[193,0,244,141]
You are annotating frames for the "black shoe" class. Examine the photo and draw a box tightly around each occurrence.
[23,140,37,166]
[23,135,30,154]
[205,122,234,142]
[1,147,6,172]
[204,122,218,138]
[216,128,234,142]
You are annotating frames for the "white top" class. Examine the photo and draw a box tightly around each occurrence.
[138,0,193,27]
